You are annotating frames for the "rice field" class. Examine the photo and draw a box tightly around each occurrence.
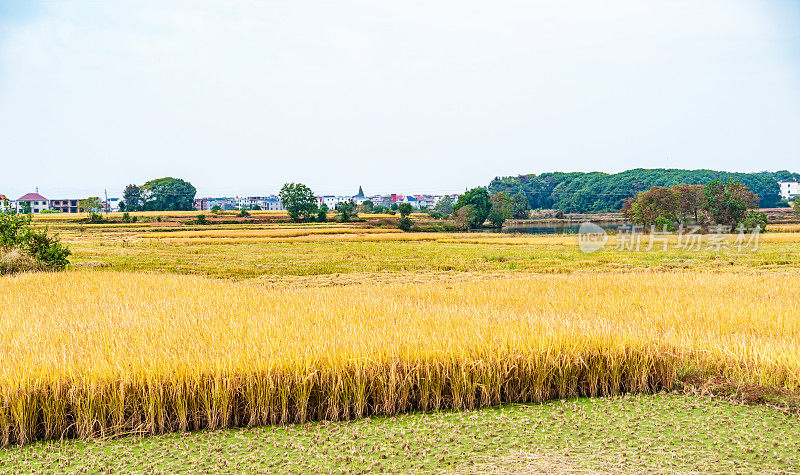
[1,218,800,456]
[1,269,799,446]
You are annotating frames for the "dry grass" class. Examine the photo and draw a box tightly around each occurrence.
[1,270,798,445]
[0,249,41,275]
[137,227,403,240]
[768,223,800,233]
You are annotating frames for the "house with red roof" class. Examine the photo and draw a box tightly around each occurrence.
[15,192,49,214]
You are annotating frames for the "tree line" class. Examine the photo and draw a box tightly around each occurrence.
[121,177,197,212]
[489,169,800,213]
[622,179,767,231]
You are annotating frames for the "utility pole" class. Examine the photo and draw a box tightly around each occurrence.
[105,189,109,215]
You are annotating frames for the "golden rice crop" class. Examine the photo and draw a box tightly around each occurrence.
[767,223,800,233]
[1,270,798,445]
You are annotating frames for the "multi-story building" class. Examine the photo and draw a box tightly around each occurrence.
[103,198,121,212]
[15,193,49,214]
[49,199,80,213]
[415,195,435,209]
[193,198,209,211]
[207,198,237,211]
[370,195,391,208]
[779,181,800,200]
[262,197,284,211]
[317,195,344,209]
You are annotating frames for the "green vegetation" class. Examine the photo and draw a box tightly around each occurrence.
[434,195,453,216]
[279,182,318,222]
[454,188,491,228]
[3,394,798,473]
[0,211,70,273]
[622,179,766,230]
[121,178,197,212]
[490,168,800,212]
[335,199,357,222]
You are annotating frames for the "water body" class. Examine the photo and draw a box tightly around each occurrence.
[474,222,626,235]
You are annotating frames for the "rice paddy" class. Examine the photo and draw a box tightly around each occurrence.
[2,214,800,472]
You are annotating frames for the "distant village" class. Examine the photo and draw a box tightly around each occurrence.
[2,180,799,215]
[0,187,464,214]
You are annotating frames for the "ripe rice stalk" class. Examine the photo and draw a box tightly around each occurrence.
[0,271,798,445]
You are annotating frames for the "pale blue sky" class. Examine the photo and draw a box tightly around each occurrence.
[1,0,799,198]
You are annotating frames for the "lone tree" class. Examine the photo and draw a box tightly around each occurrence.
[397,203,414,231]
[453,188,491,228]
[140,177,197,211]
[398,203,413,218]
[78,197,104,216]
[279,183,318,222]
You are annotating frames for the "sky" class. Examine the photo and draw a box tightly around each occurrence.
[1,0,799,199]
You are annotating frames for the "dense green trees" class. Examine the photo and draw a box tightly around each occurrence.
[489,169,798,213]
[279,183,318,222]
[453,188,491,228]
[122,185,143,211]
[122,178,196,212]
[622,179,765,230]
[141,178,197,211]
[434,196,453,216]
[487,192,513,227]
[703,179,759,228]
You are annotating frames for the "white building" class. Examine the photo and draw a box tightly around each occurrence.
[261,197,284,211]
[779,181,800,200]
[15,193,49,214]
[104,198,121,212]
[317,195,347,209]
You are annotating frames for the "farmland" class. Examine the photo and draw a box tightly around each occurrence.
[2,212,800,471]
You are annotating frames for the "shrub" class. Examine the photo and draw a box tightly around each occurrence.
[317,204,328,223]
[0,210,70,272]
[0,212,32,248]
[397,217,413,232]
[740,210,767,232]
[122,212,132,223]
[654,216,676,232]
[24,228,71,270]
[238,209,250,218]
